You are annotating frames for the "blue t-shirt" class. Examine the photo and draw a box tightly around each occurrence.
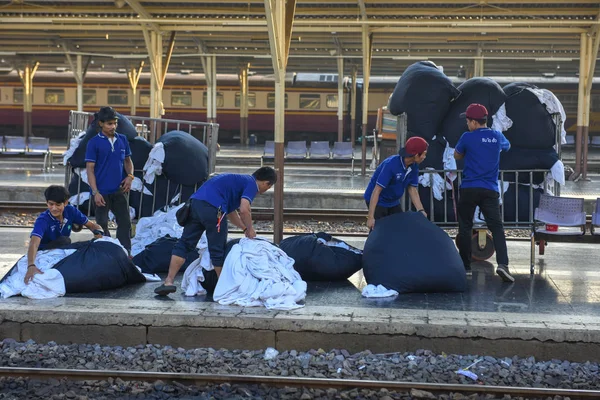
[191,174,258,214]
[85,132,132,195]
[363,155,419,207]
[455,127,511,193]
[31,205,89,250]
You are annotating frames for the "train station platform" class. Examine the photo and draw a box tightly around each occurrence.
[1,227,600,362]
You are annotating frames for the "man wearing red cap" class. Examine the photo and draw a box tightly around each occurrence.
[364,136,428,230]
[454,103,514,283]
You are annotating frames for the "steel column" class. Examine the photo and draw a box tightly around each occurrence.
[350,65,357,146]
[239,63,250,144]
[127,61,144,116]
[18,61,39,142]
[337,56,344,142]
[361,26,373,176]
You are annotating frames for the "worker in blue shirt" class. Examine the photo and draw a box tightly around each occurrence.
[364,136,429,230]
[85,106,134,253]
[25,185,103,285]
[154,166,278,296]
[454,103,514,283]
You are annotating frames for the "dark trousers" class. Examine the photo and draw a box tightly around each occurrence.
[365,201,403,220]
[95,190,131,252]
[173,199,228,267]
[457,187,509,269]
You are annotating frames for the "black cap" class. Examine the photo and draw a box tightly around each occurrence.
[96,106,118,122]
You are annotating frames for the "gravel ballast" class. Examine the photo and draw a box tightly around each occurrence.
[0,339,596,399]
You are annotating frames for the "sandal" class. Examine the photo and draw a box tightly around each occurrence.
[154,284,177,296]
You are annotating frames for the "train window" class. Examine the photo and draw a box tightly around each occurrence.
[83,89,96,105]
[234,92,256,108]
[326,94,338,108]
[108,89,128,105]
[171,91,192,107]
[203,92,224,107]
[267,93,288,109]
[139,90,150,106]
[44,89,65,104]
[13,88,23,104]
[299,94,320,109]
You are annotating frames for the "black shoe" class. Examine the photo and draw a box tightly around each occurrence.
[154,284,177,296]
[496,265,515,283]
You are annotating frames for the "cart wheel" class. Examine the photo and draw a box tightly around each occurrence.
[471,232,495,261]
[538,240,546,255]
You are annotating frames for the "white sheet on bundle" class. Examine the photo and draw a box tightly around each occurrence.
[0,237,156,299]
[182,233,215,297]
[213,237,307,310]
[130,204,185,257]
[63,131,86,165]
[142,142,165,184]
[525,88,567,145]
[491,104,513,133]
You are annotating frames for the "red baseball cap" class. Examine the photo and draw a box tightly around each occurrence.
[399,136,428,157]
[460,103,488,120]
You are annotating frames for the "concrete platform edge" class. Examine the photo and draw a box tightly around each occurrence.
[1,299,600,361]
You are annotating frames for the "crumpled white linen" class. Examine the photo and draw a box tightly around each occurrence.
[130,204,185,257]
[143,142,165,184]
[63,131,86,165]
[491,103,513,133]
[0,248,75,299]
[131,177,153,196]
[69,192,90,207]
[109,207,136,222]
[316,238,362,255]
[361,284,398,298]
[21,269,66,299]
[182,233,215,297]
[525,87,567,145]
[419,170,450,201]
[213,237,306,310]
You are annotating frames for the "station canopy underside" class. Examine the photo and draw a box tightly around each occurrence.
[0,0,599,79]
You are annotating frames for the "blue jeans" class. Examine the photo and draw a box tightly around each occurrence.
[172,199,227,267]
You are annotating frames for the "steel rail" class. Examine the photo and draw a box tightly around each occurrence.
[0,367,598,398]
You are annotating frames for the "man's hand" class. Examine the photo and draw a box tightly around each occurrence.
[245,227,257,239]
[94,192,106,207]
[92,229,104,239]
[120,175,133,193]
[419,209,428,218]
[367,216,375,230]
[24,265,43,285]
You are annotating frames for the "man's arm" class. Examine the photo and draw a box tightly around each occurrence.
[239,198,256,239]
[25,236,44,284]
[367,185,383,229]
[227,210,246,231]
[454,150,464,161]
[121,157,134,193]
[84,220,104,238]
[407,186,427,217]
[86,161,106,207]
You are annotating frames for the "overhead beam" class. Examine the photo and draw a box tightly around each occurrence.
[125,0,160,32]
[357,0,367,20]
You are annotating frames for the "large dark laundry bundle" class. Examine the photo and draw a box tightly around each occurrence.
[419,136,448,171]
[499,147,560,185]
[129,136,153,170]
[279,233,362,281]
[52,240,145,293]
[501,183,543,223]
[67,112,138,168]
[132,235,199,274]
[362,212,466,293]
[157,131,209,187]
[441,78,507,147]
[503,83,556,150]
[388,61,460,140]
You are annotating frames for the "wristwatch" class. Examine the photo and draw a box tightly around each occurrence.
[127,174,135,180]
[92,229,103,236]
[91,189,98,196]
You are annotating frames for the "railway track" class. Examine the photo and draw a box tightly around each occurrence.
[0,367,598,399]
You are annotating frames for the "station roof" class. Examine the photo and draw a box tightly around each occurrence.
[0,0,598,80]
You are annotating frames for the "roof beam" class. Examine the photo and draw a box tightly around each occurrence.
[357,0,367,20]
[125,0,160,32]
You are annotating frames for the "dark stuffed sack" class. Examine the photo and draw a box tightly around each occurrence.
[157,131,209,187]
[132,235,199,275]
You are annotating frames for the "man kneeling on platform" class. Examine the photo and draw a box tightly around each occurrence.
[24,185,104,285]
[154,166,278,296]
[365,137,429,230]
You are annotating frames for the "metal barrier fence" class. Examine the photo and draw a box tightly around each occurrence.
[65,110,219,220]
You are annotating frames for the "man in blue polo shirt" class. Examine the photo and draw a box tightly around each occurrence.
[24,185,104,284]
[85,106,134,253]
[364,136,429,230]
[154,166,278,296]
[454,103,513,282]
